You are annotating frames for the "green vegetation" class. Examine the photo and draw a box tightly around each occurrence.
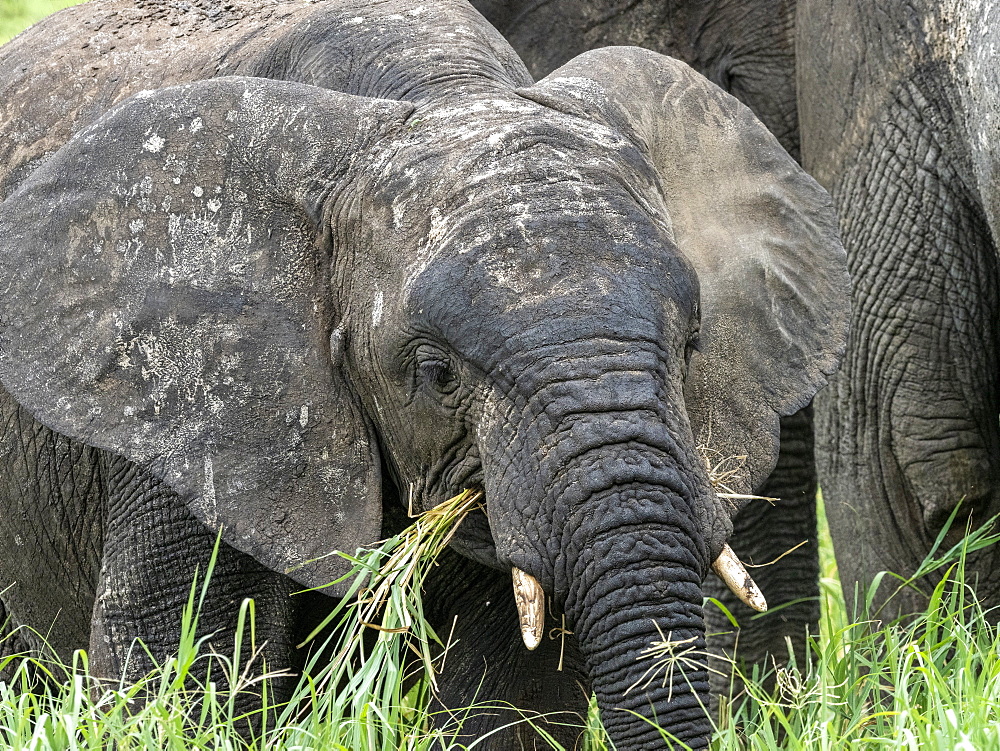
[0,0,79,43]
[713,509,1000,751]
[0,490,994,750]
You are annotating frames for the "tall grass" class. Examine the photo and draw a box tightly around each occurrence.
[713,509,1000,750]
[0,493,995,750]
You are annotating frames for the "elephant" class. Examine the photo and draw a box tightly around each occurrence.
[799,0,1000,619]
[0,0,850,747]
[470,0,799,158]
[471,0,822,699]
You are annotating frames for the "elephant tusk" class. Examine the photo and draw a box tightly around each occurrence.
[712,544,768,613]
[512,567,545,650]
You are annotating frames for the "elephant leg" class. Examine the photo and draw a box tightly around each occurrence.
[705,406,820,701]
[421,548,591,750]
[90,456,303,723]
[0,596,40,685]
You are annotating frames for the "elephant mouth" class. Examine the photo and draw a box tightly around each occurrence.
[436,492,502,569]
[438,491,768,647]
[424,462,768,648]
[509,546,765,651]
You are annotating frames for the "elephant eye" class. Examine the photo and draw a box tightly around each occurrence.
[684,331,701,371]
[417,356,460,395]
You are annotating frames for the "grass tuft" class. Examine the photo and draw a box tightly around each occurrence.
[698,446,777,511]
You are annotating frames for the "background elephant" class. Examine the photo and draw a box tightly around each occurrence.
[0,0,849,748]
[471,0,822,697]
[799,0,1000,618]
[470,0,799,158]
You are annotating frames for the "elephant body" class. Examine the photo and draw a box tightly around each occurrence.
[0,1,848,747]
[800,0,1000,618]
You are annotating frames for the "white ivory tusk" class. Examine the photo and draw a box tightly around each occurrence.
[512,567,545,650]
[711,544,768,613]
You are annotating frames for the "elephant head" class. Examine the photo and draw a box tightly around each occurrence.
[0,40,847,749]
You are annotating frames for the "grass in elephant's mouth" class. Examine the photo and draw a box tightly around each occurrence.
[304,488,485,689]
[339,488,483,635]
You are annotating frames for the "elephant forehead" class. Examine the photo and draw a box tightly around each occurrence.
[401,207,696,355]
[419,96,630,155]
[465,210,669,293]
[386,112,681,283]
[377,95,663,210]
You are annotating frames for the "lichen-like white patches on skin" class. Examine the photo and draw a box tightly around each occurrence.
[427,207,447,245]
[392,200,406,228]
[203,454,218,526]
[113,312,241,421]
[316,467,346,493]
[192,185,204,197]
[190,117,203,133]
[165,209,248,285]
[206,199,221,213]
[372,288,385,327]
[142,134,165,152]
[299,405,309,429]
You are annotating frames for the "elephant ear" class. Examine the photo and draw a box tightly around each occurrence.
[0,77,414,593]
[519,47,849,496]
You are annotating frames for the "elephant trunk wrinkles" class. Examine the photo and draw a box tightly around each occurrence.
[565,507,711,749]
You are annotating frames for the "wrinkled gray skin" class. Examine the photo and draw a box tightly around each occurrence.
[472,0,819,700]
[0,1,849,747]
[471,0,799,158]
[800,0,1000,618]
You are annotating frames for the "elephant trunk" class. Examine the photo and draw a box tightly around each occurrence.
[563,494,712,748]
[477,346,735,745]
